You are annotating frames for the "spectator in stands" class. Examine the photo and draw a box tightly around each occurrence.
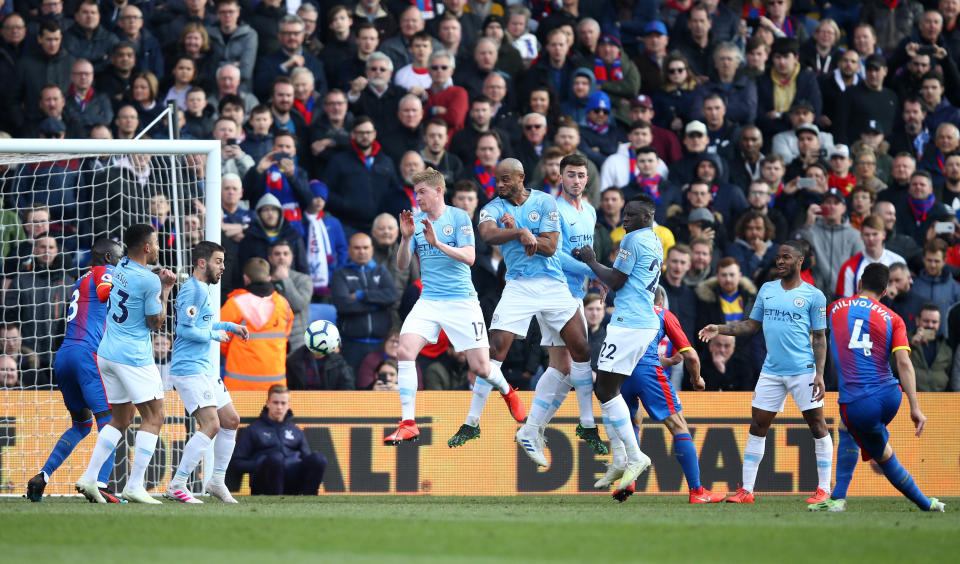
[289,68,320,128]
[725,210,778,283]
[919,123,960,185]
[331,233,398,371]
[0,355,18,388]
[798,187,864,295]
[129,71,164,136]
[302,180,348,300]
[324,116,401,236]
[592,29,639,127]
[453,38,501,100]
[897,170,950,245]
[912,238,960,337]
[115,5,162,79]
[839,54,898,144]
[315,5,351,88]
[207,0,257,88]
[757,37,821,139]
[267,240,313,391]
[220,173,252,298]
[239,193,309,276]
[63,0,118,73]
[208,64,259,114]
[652,53,698,136]
[96,41,136,106]
[594,186,622,263]
[662,243,697,342]
[531,146,564,197]
[309,89,353,176]
[561,67,597,125]
[347,51,405,131]
[243,130,312,238]
[483,14,523,78]
[699,93,736,154]
[673,2,716,79]
[425,348,470,390]
[26,85,66,138]
[165,24,217,94]
[910,303,955,391]
[371,359,399,391]
[221,258,293,392]
[601,142,679,224]
[239,104,273,163]
[378,5,429,71]
[393,30,433,95]
[692,42,757,128]
[357,326,419,390]
[426,49,468,135]
[421,118,463,186]
[4,235,73,385]
[860,1,922,54]
[0,320,40,383]
[450,95,511,165]
[827,144,856,195]
[255,14,326,102]
[371,212,419,324]
[685,236,716,287]
[693,333,754,391]
[800,17,842,75]
[380,94,426,163]
[228,384,327,494]
[529,118,601,203]
[460,130,501,203]
[835,216,906,298]
[921,72,960,135]
[213,118,253,177]
[885,261,925,333]
[433,11,468,63]
[267,78,309,155]
[182,87,215,138]
[517,112,551,176]
[853,148,888,195]
[629,93,683,165]
[583,292,607,368]
[772,100,836,165]
[579,91,622,158]
[519,27,576,105]
[17,20,74,126]
[695,256,758,333]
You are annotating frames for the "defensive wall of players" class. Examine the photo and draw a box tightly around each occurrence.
[2,391,958,497]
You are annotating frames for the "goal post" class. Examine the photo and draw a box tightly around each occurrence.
[0,138,222,496]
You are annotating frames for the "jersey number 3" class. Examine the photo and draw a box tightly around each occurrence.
[848,319,873,357]
[112,290,130,324]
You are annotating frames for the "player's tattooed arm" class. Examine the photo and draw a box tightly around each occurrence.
[718,319,762,337]
[574,245,627,289]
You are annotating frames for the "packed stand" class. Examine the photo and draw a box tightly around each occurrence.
[2,0,960,393]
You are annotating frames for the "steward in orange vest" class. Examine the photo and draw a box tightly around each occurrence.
[221,257,293,391]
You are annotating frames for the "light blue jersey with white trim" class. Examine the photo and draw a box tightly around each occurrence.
[97,258,163,367]
[478,190,565,283]
[609,227,662,330]
[750,280,827,376]
[556,197,596,299]
[409,206,477,300]
[171,276,236,376]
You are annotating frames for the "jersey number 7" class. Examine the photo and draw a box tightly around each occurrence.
[848,319,873,357]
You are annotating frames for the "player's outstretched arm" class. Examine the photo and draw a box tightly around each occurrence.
[894,348,926,436]
[572,245,627,289]
[811,329,826,402]
[699,320,762,342]
[420,218,476,265]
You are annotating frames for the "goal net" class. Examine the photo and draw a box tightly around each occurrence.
[0,139,221,497]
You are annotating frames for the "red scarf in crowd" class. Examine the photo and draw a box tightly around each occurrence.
[351,139,381,169]
[294,95,315,125]
[476,160,496,198]
[594,56,623,83]
[69,85,94,110]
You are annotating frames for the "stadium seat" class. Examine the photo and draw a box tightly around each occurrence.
[309,303,337,325]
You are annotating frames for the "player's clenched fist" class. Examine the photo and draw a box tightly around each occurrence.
[158,268,177,288]
[573,245,595,263]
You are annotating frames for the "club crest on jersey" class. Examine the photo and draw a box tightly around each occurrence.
[794,297,806,308]
[442,224,454,236]
[186,305,198,318]
[528,210,541,223]
[284,429,296,441]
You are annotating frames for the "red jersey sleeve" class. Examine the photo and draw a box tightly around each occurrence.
[93,265,113,303]
[663,310,692,352]
[890,313,910,354]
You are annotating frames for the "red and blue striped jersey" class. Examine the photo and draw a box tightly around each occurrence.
[643,306,694,365]
[828,295,909,403]
[61,265,113,352]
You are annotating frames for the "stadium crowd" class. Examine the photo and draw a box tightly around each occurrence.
[2,0,960,393]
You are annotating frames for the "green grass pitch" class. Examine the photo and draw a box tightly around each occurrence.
[1,495,956,563]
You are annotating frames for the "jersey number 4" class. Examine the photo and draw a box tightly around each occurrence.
[848,319,873,357]
[111,290,130,324]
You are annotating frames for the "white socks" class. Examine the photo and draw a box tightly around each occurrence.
[171,432,212,488]
[480,359,511,394]
[569,361,595,428]
[526,368,560,427]
[742,433,766,492]
[126,430,158,491]
[82,424,122,483]
[211,428,237,486]
[814,434,834,493]
[600,396,643,463]
[465,378,493,427]
[398,360,418,421]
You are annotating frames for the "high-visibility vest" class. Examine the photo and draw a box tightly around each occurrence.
[220,288,293,391]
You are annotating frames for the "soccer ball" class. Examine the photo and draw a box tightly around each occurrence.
[304,320,341,357]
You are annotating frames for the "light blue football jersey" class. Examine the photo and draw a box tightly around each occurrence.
[97,258,163,367]
[478,190,565,283]
[171,276,236,376]
[555,197,596,299]
[750,280,827,376]
[609,227,663,330]
[410,206,477,300]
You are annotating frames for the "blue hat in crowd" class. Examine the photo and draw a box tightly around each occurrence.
[309,180,329,200]
[587,91,611,113]
[644,21,668,37]
[598,25,622,48]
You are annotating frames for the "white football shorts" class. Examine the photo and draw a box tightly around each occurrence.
[96,356,163,405]
[596,325,660,376]
[401,298,489,351]
[171,372,233,415]
[752,371,824,413]
[491,277,580,338]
